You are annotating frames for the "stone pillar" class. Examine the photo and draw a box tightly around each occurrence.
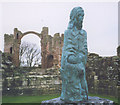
[12,28,22,67]
[52,33,61,67]
[41,27,48,68]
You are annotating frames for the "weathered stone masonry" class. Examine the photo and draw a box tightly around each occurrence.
[4,27,64,68]
[2,52,120,98]
[3,27,120,98]
[86,53,120,97]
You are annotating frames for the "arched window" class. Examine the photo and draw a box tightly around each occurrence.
[47,55,53,60]
[10,47,12,54]
[16,33,19,39]
[47,54,54,68]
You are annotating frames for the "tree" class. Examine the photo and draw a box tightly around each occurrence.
[19,42,41,67]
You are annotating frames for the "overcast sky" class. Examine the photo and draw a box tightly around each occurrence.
[0,2,118,56]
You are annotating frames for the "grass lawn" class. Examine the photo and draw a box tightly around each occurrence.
[2,94,119,104]
[2,94,60,103]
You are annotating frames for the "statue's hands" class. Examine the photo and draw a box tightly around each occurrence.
[67,54,78,64]
[77,53,84,63]
[67,53,84,64]
[77,66,85,75]
[67,53,87,64]
[78,53,88,65]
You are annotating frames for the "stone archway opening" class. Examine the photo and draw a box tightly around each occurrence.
[19,34,41,67]
[4,27,63,68]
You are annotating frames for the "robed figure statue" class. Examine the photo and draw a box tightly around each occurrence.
[60,7,88,102]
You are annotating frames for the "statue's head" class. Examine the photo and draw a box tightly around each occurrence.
[68,7,84,30]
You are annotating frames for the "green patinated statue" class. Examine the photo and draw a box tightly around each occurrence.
[60,7,88,102]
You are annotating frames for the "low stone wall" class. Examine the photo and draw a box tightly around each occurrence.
[2,53,120,98]
[86,53,120,98]
[2,67,62,96]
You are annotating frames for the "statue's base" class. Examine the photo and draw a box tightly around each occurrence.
[41,96,114,105]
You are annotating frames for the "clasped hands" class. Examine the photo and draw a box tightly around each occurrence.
[67,53,84,64]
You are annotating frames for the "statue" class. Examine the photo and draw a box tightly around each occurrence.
[60,7,88,102]
[42,7,114,105]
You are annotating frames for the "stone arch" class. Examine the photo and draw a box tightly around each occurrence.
[12,28,43,67]
[4,27,63,69]
[22,31,41,37]
[20,33,41,67]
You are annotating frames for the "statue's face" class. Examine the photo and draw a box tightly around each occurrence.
[77,9,84,23]
[69,7,84,29]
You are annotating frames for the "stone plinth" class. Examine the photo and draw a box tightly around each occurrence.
[41,96,114,105]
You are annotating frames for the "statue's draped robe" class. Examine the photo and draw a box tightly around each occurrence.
[60,29,88,102]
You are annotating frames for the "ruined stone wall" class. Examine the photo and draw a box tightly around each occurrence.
[3,67,61,95]
[2,52,61,95]
[86,53,120,97]
[2,52,120,97]
[52,33,64,67]
[3,27,120,97]
[4,27,64,68]
[40,27,64,68]
[4,34,14,54]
